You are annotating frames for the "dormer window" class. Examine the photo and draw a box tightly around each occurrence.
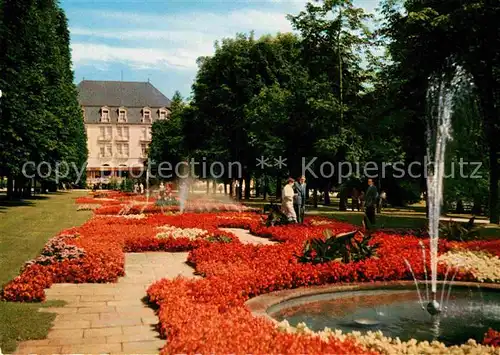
[142,107,152,123]
[100,106,110,122]
[118,107,127,123]
[158,108,168,120]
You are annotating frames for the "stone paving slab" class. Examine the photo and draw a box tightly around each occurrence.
[15,252,198,355]
[220,228,278,245]
[14,229,267,354]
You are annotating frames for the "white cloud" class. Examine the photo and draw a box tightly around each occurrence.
[69,1,375,74]
[71,43,199,70]
[69,5,304,72]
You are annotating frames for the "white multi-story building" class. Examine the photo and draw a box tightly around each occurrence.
[77,80,171,183]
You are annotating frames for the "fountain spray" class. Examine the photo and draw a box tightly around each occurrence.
[425,66,467,315]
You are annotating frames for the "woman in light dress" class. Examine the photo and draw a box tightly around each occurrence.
[281,178,297,223]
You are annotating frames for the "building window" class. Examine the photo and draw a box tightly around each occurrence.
[99,126,112,140]
[99,145,105,158]
[158,108,168,120]
[116,143,129,158]
[106,144,112,157]
[118,107,127,123]
[117,126,128,140]
[142,107,152,123]
[141,143,148,157]
[101,107,110,122]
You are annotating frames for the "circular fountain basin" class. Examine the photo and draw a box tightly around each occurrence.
[247,282,500,346]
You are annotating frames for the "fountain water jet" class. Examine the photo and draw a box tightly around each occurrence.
[424,65,471,314]
[179,179,188,214]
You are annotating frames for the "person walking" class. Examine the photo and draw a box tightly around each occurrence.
[293,175,307,223]
[364,179,378,226]
[281,178,297,223]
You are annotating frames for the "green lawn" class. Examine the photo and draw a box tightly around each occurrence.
[244,197,499,235]
[0,191,91,353]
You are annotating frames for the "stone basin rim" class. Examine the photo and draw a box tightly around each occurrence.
[245,280,500,324]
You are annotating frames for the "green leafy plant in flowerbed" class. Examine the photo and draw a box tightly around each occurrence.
[439,217,479,242]
[296,229,380,264]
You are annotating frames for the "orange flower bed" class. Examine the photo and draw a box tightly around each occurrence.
[2,192,499,352]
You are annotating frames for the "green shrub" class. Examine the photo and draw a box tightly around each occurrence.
[297,229,379,264]
[439,217,478,242]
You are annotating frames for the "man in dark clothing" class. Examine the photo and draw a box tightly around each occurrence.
[293,176,307,223]
[364,178,378,227]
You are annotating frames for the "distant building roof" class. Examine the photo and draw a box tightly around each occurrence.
[77,80,171,108]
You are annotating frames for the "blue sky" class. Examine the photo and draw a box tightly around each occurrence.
[61,0,380,99]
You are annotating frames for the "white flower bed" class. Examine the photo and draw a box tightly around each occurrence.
[156,225,208,240]
[277,320,500,354]
[439,250,500,283]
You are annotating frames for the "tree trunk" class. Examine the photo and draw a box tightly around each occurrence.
[229,180,234,197]
[212,180,217,194]
[479,82,499,224]
[323,182,331,206]
[7,175,14,199]
[22,178,30,198]
[244,175,251,200]
[339,188,347,211]
[276,175,282,200]
[237,178,243,200]
[263,176,268,201]
[313,188,318,208]
[488,149,499,223]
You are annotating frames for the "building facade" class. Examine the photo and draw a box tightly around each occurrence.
[77,80,171,184]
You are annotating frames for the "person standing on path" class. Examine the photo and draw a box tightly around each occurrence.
[281,178,297,223]
[364,178,378,227]
[293,175,307,223]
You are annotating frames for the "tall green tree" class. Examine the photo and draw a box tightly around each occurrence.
[380,0,500,223]
[149,91,186,180]
[0,0,86,195]
[287,0,373,205]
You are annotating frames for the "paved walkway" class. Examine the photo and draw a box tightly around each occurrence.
[15,229,269,355]
[15,253,199,355]
[219,228,277,245]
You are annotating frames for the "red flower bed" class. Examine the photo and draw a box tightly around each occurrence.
[483,328,500,347]
[3,192,500,352]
